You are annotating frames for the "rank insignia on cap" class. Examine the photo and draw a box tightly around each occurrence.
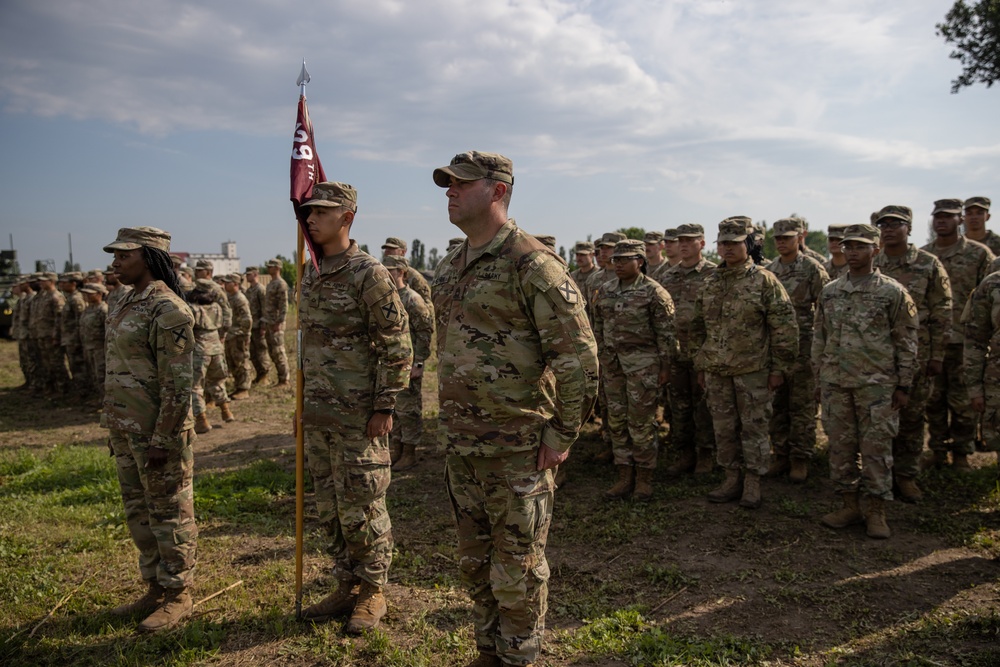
[557,280,579,304]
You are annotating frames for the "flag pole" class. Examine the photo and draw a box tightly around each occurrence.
[293,60,309,621]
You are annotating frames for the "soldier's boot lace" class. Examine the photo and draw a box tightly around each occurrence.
[895,475,923,503]
[821,491,864,529]
[301,580,360,621]
[137,588,192,633]
[865,496,891,539]
[393,444,418,471]
[604,465,634,500]
[110,580,165,617]
[707,469,742,503]
[951,453,973,473]
[194,412,212,434]
[693,448,715,475]
[739,472,762,509]
[788,458,809,484]
[665,449,696,475]
[345,581,387,634]
[464,652,502,667]
[765,455,790,478]
[632,467,654,502]
[220,402,235,423]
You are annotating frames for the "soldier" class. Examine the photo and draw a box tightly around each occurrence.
[105,266,132,313]
[963,197,998,255]
[85,269,105,285]
[244,266,269,384]
[814,224,918,539]
[662,228,681,269]
[262,259,290,386]
[433,237,466,284]
[222,273,252,400]
[593,239,676,500]
[79,283,109,405]
[382,237,434,310]
[965,265,1000,468]
[18,275,41,392]
[383,255,434,472]
[643,230,667,281]
[193,259,232,339]
[589,230,627,463]
[921,198,995,470]
[794,217,828,264]
[431,151,598,667]
[570,241,598,301]
[659,224,717,475]
[59,272,89,393]
[873,205,953,502]
[102,226,198,632]
[824,224,849,280]
[30,272,69,395]
[691,217,797,509]
[765,218,829,482]
[188,279,232,433]
[297,182,412,634]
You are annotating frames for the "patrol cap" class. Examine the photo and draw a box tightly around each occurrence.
[932,198,963,215]
[104,265,115,274]
[841,224,880,245]
[534,234,557,250]
[245,265,259,274]
[103,226,171,253]
[180,267,195,279]
[169,254,184,267]
[266,259,282,268]
[612,239,645,259]
[597,231,627,247]
[573,241,595,254]
[40,271,58,282]
[86,269,103,279]
[869,211,879,224]
[382,237,406,250]
[716,216,752,242]
[827,224,849,239]
[433,151,514,188]
[964,196,991,211]
[675,224,705,238]
[382,255,409,269]
[29,272,45,281]
[223,273,241,284]
[81,284,108,295]
[447,237,464,249]
[58,272,81,282]
[663,228,680,241]
[643,231,664,243]
[193,278,216,291]
[303,181,358,212]
[772,218,804,237]
[873,205,912,224]
[194,259,214,270]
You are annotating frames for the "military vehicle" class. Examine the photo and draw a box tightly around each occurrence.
[0,250,21,338]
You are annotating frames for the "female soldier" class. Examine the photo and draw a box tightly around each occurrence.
[188,279,233,433]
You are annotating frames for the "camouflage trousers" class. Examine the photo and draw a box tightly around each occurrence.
[17,338,38,388]
[391,375,423,447]
[445,453,553,667]
[224,334,252,392]
[250,326,270,380]
[977,381,1000,453]
[705,370,772,475]
[265,326,289,383]
[893,366,933,478]
[820,383,897,500]
[304,429,393,587]
[64,341,89,391]
[34,337,69,393]
[769,344,818,460]
[192,351,229,415]
[668,357,715,456]
[109,428,198,589]
[84,347,106,404]
[927,343,976,455]
[604,359,660,469]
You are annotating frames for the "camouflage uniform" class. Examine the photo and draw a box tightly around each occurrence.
[406,265,434,312]
[390,279,433,454]
[592,256,677,469]
[964,271,1000,452]
[824,258,849,281]
[102,271,197,591]
[225,287,252,393]
[972,229,1000,256]
[764,233,829,463]
[921,234,995,456]
[300,240,412,589]
[245,278,269,381]
[873,241,953,478]
[15,286,39,390]
[29,278,69,394]
[79,294,108,401]
[190,299,229,416]
[106,283,132,313]
[262,271,290,384]
[60,280,89,391]
[432,211,598,665]
[813,267,918,500]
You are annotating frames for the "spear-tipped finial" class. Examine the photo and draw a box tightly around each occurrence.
[297,60,311,92]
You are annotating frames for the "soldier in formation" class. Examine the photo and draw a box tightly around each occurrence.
[263,259,290,387]
[78,283,108,406]
[223,273,252,400]
[244,266,269,384]
[188,279,233,433]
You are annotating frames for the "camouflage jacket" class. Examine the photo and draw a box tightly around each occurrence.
[29,289,65,340]
[79,302,108,353]
[569,266,598,306]
[245,282,266,326]
[691,258,798,376]
[101,281,195,446]
[207,282,232,336]
[13,293,31,340]
[972,230,1000,256]
[191,302,224,356]
[263,276,288,327]
[60,290,87,347]
[922,236,995,344]
[227,290,252,338]
[802,246,827,264]
[873,244,953,365]
[106,284,132,314]
[406,265,434,315]
[300,241,412,436]
[432,219,599,458]
[398,284,433,366]
[593,273,677,373]
[646,260,672,286]
[812,270,918,389]
[823,258,849,282]
[658,259,716,361]
[964,270,1000,399]
[764,253,830,342]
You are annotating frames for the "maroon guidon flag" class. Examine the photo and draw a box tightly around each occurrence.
[290,85,326,270]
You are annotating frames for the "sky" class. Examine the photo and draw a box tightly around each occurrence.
[1,0,997,272]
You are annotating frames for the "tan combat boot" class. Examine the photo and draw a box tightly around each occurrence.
[789,458,809,483]
[665,449,696,475]
[137,588,193,633]
[633,467,654,501]
[952,453,973,473]
[604,465,635,500]
[766,455,790,478]
[220,402,235,423]
[895,475,923,503]
[301,579,360,621]
[693,449,715,475]
[345,581,387,634]
[194,412,212,434]
[865,496,891,539]
[707,469,742,503]
[110,580,165,617]
[465,653,502,667]
[821,491,864,529]
[393,444,417,471]
[739,472,762,509]
[230,390,250,400]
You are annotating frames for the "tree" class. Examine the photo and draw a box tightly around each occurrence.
[937,0,1000,93]
[428,247,440,271]
[616,227,646,241]
[275,254,296,292]
[410,239,426,271]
